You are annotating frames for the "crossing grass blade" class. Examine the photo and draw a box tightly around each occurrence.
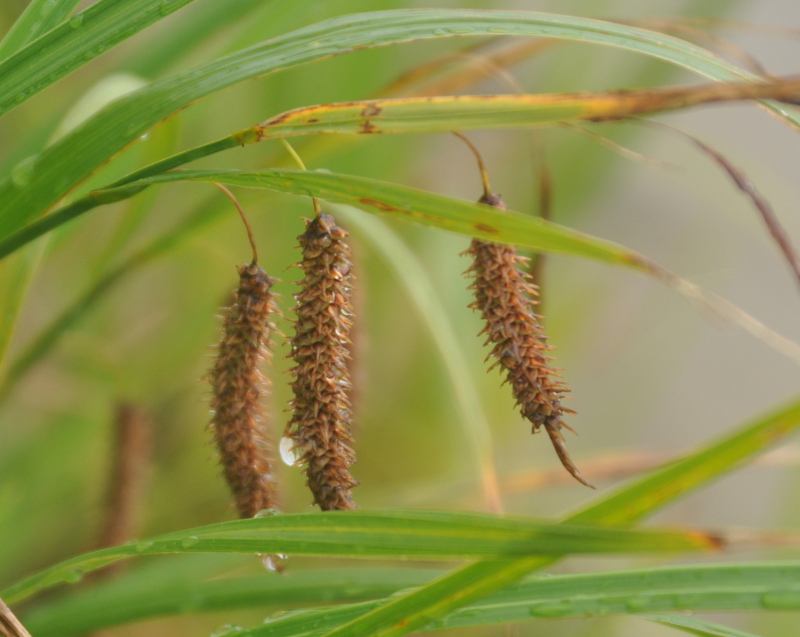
[1,510,721,605]
[312,394,800,637]
[0,0,81,60]
[3,9,800,242]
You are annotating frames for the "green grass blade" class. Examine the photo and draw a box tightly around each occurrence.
[175,561,798,637]
[23,566,442,637]
[0,169,651,268]
[568,397,800,525]
[1,510,720,605]
[0,0,198,117]
[316,394,800,637]
[643,615,762,637]
[2,9,797,242]
[0,0,81,59]
[255,80,800,138]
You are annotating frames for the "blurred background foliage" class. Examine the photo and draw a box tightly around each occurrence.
[1,0,800,635]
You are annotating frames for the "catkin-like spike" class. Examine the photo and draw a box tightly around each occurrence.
[286,213,358,511]
[209,263,280,517]
[466,194,593,488]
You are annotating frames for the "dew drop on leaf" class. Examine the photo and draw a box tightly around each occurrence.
[65,569,84,584]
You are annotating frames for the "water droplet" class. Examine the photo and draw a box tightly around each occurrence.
[210,625,244,637]
[180,536,199,549]
[279,437,301,466]
[65,569,84,584]
[133,540,154,553]
[762,589,800,609]
[448,27,475,35]
[529,600,574,617]
[433,28,447,36]
[488,28,509,34]
[68,14,84,28]
[261,554,287,572]
[254,508,280,518]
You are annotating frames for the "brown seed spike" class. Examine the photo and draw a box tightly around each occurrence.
[285,213,359,511]
[209,263,280,517]
[466,195,593,488]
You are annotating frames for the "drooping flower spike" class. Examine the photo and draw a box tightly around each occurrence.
[285,212,359,510]
[208,185,281,517]
[456,133,593,488]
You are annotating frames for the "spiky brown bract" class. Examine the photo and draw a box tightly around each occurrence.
[466,194,593,488]
[286,212,358,511]
[209,263,279,518]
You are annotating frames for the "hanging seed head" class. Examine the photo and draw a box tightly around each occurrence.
[209,263,280,517]
[466,195,592,488]
[285,213,359,511]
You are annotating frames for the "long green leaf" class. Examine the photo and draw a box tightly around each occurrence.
[2,9,797,241]
[0,0,81,60]
[318,394,800,637]
[0,169,653,267]
[1,510,719,604]
[0,0,198,117]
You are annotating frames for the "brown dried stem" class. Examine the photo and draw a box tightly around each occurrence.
[643,120,800,293]
[0,598,31,637]
[213,183,258,264]
[209,263,280,518]
[285,213,358,510]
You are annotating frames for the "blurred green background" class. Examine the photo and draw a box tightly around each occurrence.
[1,0,800,635]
